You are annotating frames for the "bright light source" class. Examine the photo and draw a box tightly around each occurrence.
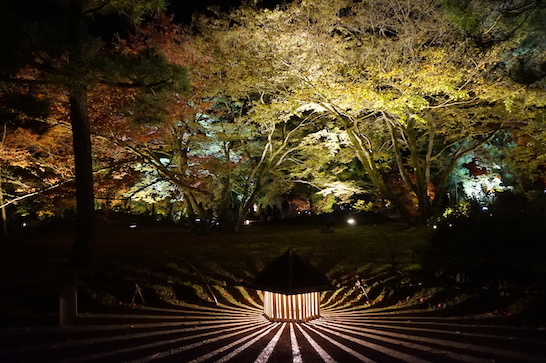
[129,223,137,229]
[347,218,355,225]
[244,219,251,225]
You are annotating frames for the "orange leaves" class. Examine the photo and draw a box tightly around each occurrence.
[117,15,200,67]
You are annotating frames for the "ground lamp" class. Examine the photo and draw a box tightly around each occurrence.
[251,249,332,322]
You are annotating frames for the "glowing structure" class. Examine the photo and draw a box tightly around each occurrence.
[251,249,331,322]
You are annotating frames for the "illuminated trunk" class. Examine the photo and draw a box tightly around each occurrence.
[345,126,415,223]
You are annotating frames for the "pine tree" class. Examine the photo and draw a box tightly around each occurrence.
[0,0,189,265]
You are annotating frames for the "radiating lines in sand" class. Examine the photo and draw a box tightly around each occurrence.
[1,288,545,362]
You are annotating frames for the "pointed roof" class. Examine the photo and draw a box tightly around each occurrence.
[250,249,332,295]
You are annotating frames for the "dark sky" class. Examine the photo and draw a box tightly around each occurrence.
[91,0,251,38]
[91,0,285,37]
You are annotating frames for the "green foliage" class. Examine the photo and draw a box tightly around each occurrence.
[130,92,168,125]
[441,0,546,84]
[96,0,167,24]
[3,0,545,231]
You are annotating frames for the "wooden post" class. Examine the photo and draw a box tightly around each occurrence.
[59,276,78,325]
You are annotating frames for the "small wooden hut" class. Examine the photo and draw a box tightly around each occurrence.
[251,249,332,322]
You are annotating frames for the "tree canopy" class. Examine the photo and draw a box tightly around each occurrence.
[192,0,545,223]
[1,0,545,233]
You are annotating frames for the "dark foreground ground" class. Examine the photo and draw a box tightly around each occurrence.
[1,288,545,362]
[1,216,545,362]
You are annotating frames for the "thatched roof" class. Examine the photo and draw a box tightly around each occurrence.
[250,249,332,294]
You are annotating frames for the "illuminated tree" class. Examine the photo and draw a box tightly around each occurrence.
[88,18,218,230]
[442,0,546,194]
[0,88,75,230]
[195,0,545,223]
[0,1,188,264]
[86,16,318,231]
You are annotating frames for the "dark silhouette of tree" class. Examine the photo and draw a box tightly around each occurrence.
[0,0,188,266]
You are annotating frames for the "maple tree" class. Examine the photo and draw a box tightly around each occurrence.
[194,0,546,223]
[89,17,311,231]
[0,82,77,235]
[88,17,217,230]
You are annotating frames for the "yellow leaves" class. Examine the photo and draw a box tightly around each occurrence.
[1,149,32,168]
[202,0,544,138]
[523,88,546,108]
[248,99,300,125]
[300,128,348,158]
[318,181,365,199]
[399,95,429,113]
[353,200,374,211]
[410,114,427,124]
[475,80,537,113]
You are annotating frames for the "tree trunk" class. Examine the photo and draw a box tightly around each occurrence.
[345,127,415,224]
[69,87,95,267]
[0,124,7,236]
[0,172,7,237]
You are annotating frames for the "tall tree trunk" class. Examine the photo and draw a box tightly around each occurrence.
[68,0,95,267]
[0,179,6,237]
[0,124,7,236]
[69,87,95,267]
